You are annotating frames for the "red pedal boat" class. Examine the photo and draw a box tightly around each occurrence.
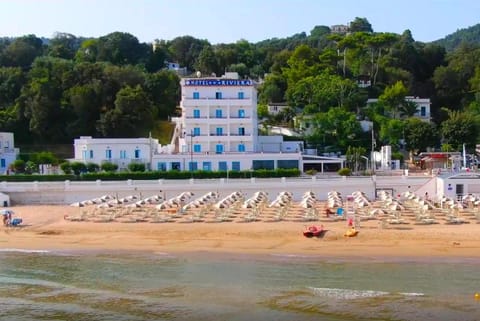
[303,225,324,238]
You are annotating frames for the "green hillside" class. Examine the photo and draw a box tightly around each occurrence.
[432,23,480,51]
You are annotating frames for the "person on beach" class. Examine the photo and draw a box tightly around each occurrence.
[2,212,11,226]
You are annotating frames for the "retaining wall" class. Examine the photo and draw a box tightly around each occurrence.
[0,176,431,205]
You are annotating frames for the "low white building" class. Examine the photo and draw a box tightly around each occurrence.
[366,96,431,122]
[0,132,19,174]
[73,136,160,171]
[267,103,289,116]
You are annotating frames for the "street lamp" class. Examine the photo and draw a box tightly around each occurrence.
[360,156,369,174]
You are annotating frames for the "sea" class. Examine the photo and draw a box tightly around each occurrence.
[0,249,479,321]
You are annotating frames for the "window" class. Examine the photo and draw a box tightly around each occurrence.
[238,109,245,118]
[232,161,240,171]
[277,160,299,169]
[202,162,212,171]
[134,148,140,159]
[420,106,426,117]
[89,150,94,159]
[215,144,224,154]
[189,161,198,171]
[218,161,227,171]
[193,127,200,136]
[216,127,223,136]
[105,149,112,159]
[157,162,167,171]
[193,92,200,99]
[215,109,222,118]
[238,127,245,136]
[82,150,87,160]
[238,92,244,99]
[215,92,222,99]
[252,160,275,170]
[171,162,181,170]
[238,144,245,152]
[193,144,201,152]
[0,159,5,168]
[193,109,200,118]
[120,150,127,159]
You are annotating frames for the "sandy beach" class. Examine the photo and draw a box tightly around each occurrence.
[1,204,480,259]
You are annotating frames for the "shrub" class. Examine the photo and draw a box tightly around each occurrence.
[11,159,26,173]
[25,161,38,174]
[86,162,100,173]
[70,161,87,175]
[337,167,352,176]
[101,162,118,172]
[305,169,317,176]
[128,163,146,172]
[60,162,72,174]
[31,151,59,165]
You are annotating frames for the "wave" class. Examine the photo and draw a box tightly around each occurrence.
[0,248,50,253]
[309,287,424,299]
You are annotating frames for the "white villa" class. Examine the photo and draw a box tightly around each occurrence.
[0,132,19,174]
[366,96,432,122]
[72,72,345,173]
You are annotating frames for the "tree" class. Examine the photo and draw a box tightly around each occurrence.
[168,36,210,71]
[258,74,287,104]
[378,81,408,119]
[95,32,147,65]
[286,72,361,112]
[379,118,405,148]
[346,146,367,173]
[21,57,75,142]
[228,63,249,78]
[1,35,44,69]
[282,44,320,86]
[30,151,59,165]
[404,118,438,155]
[349,17,373,33]
[365,33,398,85]
[144,70,180,119]
[48,33,81,60]
[194,45,219,75]
[440,110,478,150]
[308,108,363,152]
[97,85,154,137]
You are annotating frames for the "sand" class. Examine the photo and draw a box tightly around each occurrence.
[1,204,480,259]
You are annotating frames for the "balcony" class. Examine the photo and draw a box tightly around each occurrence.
[182,97,251,107]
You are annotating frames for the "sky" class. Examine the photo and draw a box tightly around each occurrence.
[0,0,479,44]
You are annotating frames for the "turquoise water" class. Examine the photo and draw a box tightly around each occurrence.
[0,250,479,321]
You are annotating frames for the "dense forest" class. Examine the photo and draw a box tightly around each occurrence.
[0,17,479,157]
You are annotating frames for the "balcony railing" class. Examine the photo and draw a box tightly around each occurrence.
[184,116,251,119]
[182,97,250,100]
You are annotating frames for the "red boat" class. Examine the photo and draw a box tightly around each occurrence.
[303,225,325,238]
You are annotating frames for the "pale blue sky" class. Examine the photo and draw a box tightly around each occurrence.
[0,0,478,43]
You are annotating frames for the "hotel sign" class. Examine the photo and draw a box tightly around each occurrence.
[185,79,252,86]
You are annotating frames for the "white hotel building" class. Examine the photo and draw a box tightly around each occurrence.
[72,72,343,172]
[0,132,19,174]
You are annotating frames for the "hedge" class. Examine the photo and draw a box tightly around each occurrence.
[0,169,301,182]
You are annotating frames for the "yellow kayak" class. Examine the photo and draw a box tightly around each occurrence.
[344,228,359,237]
